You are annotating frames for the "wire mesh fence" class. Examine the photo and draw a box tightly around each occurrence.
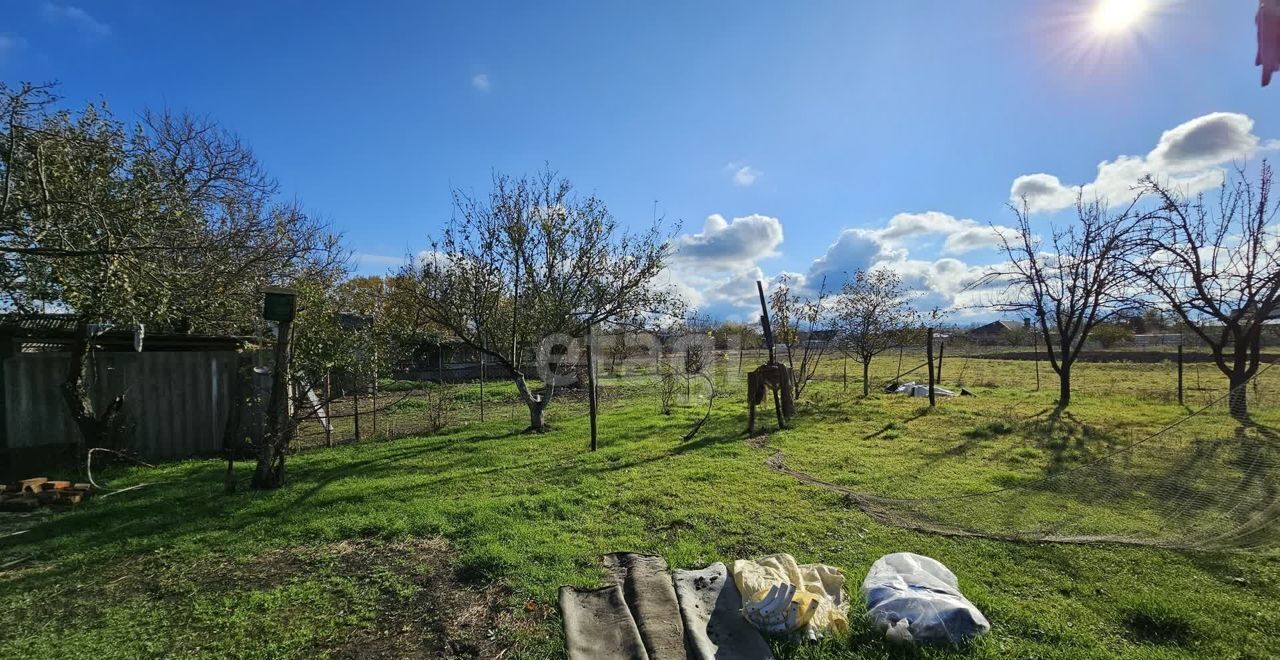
[287,337,1280,551]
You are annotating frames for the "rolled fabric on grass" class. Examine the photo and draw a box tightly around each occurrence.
[558,584,650,660]
[603,553,687,660]
[673,562,774,660]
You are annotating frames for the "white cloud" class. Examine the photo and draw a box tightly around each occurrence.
[672,213,783,270]
[806,228,901,287]
[802,220,998,318]
[1011,112,1267,213]
[943,225,1013,254]
[471,73,491,92]
[43,3,110,38]
[661,213,786,319]
[875,211,1010,255]
[725,162,761,187]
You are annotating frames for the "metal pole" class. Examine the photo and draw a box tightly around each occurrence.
[353,385,361,441]
[324,371,332,448]
[927,327,936,407]
[586,324,598,452]
[1034,332,1041,391]
[937,342,945,384]
[1177,343,1184,405]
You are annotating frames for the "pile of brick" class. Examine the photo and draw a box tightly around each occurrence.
[0,478,94,512]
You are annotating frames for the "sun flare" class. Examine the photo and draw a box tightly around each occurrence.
[1091,0,1152,35]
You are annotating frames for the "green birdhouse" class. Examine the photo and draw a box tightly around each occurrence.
[262,286,297,322]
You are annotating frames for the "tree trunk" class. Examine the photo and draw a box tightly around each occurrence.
[61,334,98,451]
[60,329,127,455]
[862,360,870,397]
[1229,372,1249,421]
[1057,362,1072,409]
[514,373,552,433]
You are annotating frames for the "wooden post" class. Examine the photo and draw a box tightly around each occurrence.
[353,385,362,441]
[895,344,904,382]
[842,354,848,392]
[737,340,744,376]
[586,324,598,452]
[1177,343,1184,405]
[926,327,936,407]
[936,342,945,384]
[757,281,775,364]
[324,371,333,448]
[479,339,486,422]
[1033,332,1041,391]
[252,309,294,489]
[371,365,378,438]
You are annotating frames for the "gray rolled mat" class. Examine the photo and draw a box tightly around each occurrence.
[559,584,651,660]
[603,553,689,660]
[674,562,775,660]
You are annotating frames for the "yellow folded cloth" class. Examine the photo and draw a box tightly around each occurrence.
[731,553,849,638]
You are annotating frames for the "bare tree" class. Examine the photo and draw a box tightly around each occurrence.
[1134,163,1279,420]
[768,274,831,399]
[981,195,1142,408]
[832,268,920,396]
[407,169,680,432]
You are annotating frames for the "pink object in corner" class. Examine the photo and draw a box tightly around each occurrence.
[1260,0,1280,86]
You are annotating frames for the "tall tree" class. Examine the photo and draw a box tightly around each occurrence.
[0,82,343,475]
[407,169,680,432]
[1134,163,1279,420]
[832,268,920,396]
[983,195,1142,408]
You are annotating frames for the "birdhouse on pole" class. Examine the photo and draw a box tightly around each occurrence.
[261,286,297,323]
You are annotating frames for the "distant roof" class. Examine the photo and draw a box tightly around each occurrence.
[968,319,1023,335]
[0,314,260,352]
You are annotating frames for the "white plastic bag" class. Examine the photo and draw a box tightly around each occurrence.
[861,553,990,645]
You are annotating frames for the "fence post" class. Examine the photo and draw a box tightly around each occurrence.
[587,324,598,452]
[842,354,848,392]
[1177,343,1184,405]
[353,387,361,441]
[1033,332,1041,391]
[324,371,333,448]
[479,339,486,423]
[937,342,945,383]
[927,327,936,407]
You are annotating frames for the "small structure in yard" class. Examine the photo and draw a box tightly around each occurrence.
[0,314,268,480]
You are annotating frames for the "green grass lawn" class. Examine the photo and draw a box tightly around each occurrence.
[3,355,1280,658]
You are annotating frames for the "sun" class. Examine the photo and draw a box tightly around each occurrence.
[1091,0,1152,35]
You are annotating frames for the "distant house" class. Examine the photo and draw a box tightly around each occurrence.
[966,320,1025,344]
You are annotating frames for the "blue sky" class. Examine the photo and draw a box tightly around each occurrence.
[1,1,1275,320]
